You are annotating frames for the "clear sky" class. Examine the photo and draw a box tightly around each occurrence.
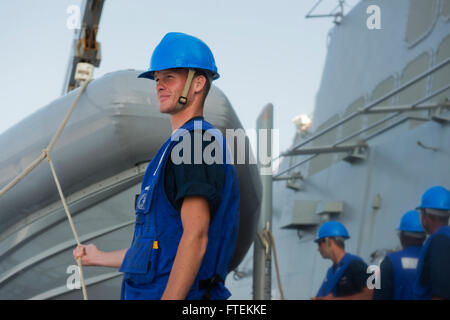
[0,0,359,169]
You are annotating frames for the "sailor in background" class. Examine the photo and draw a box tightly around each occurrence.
[413,186,450,300]
[312,221,372,300]
[373,210,426,300]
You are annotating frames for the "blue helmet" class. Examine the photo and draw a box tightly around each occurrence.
[397,210,425,233]
[314,221,350,243]
[138,32,219,80]
[416,186,450,211]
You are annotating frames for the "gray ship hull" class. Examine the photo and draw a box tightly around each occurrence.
[227,0,450,299]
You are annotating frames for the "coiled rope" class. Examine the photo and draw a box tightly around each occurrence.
[0,80,91,300]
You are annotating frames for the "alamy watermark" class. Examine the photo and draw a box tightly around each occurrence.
[66,5,81,30]
[366,265,381,289]
[66,264,81,290]
[366,5,381,30]
[169,121,279,176]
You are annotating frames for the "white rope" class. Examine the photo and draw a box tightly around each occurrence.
[264,228,285,300]
[0,80,90,197]
[0,151,47,197]
[256,223,285,300]
[0,80,91,300]
[46,151,88,300]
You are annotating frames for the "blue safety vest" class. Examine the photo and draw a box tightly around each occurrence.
[386,246,421,300]
[316,253,364,297]
[413,226,450,300]
[119,119,240,300]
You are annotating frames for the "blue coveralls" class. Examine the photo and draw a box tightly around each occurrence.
[413,226,450,299]
[316,253,364,297]
[119,119,240,300]
[385,246,421,300]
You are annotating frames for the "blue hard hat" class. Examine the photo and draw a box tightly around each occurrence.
[397,210,425,233]
[138,32,219,80]
[416,186,450,211]
[314,221,350,243]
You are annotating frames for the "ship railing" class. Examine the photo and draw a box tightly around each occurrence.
[274,56,450,180]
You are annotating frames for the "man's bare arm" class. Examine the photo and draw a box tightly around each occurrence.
[161,196,210,300]
[73,245,128,269]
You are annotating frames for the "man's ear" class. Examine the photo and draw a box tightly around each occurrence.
[327,238,335,248]
[193,74,207,94]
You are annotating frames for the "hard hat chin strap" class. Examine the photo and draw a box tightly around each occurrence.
[325,238,332,258]
[174,69,196,112]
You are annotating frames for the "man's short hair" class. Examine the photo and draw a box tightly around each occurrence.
[332,237,346,249]
[401,231,426,239]
[399,231,426,247]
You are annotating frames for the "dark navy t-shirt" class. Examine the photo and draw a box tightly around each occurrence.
[164,116,225,220]
[418,234,450,299]
[334,259,368,297]
[373,256,395,300]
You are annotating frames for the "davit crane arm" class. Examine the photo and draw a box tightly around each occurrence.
[62,0,104,94]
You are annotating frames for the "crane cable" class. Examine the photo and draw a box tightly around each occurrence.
[0,79,91,300]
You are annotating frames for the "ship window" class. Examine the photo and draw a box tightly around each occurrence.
[337,97,365,162]
[405,0,438,48]
[341,97,365,143]
[307,114,340,177]
[364,76,396,137]
[397,52,430,129]
[281,200,344,229]
[442,0,450,21]
[281,200,320,229]
[431,35,450,103]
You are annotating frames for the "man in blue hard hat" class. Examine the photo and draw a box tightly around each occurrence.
[74,32,240,300]
[413,186,450,300]
[373,210,426,300]
[312,221,372,300]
